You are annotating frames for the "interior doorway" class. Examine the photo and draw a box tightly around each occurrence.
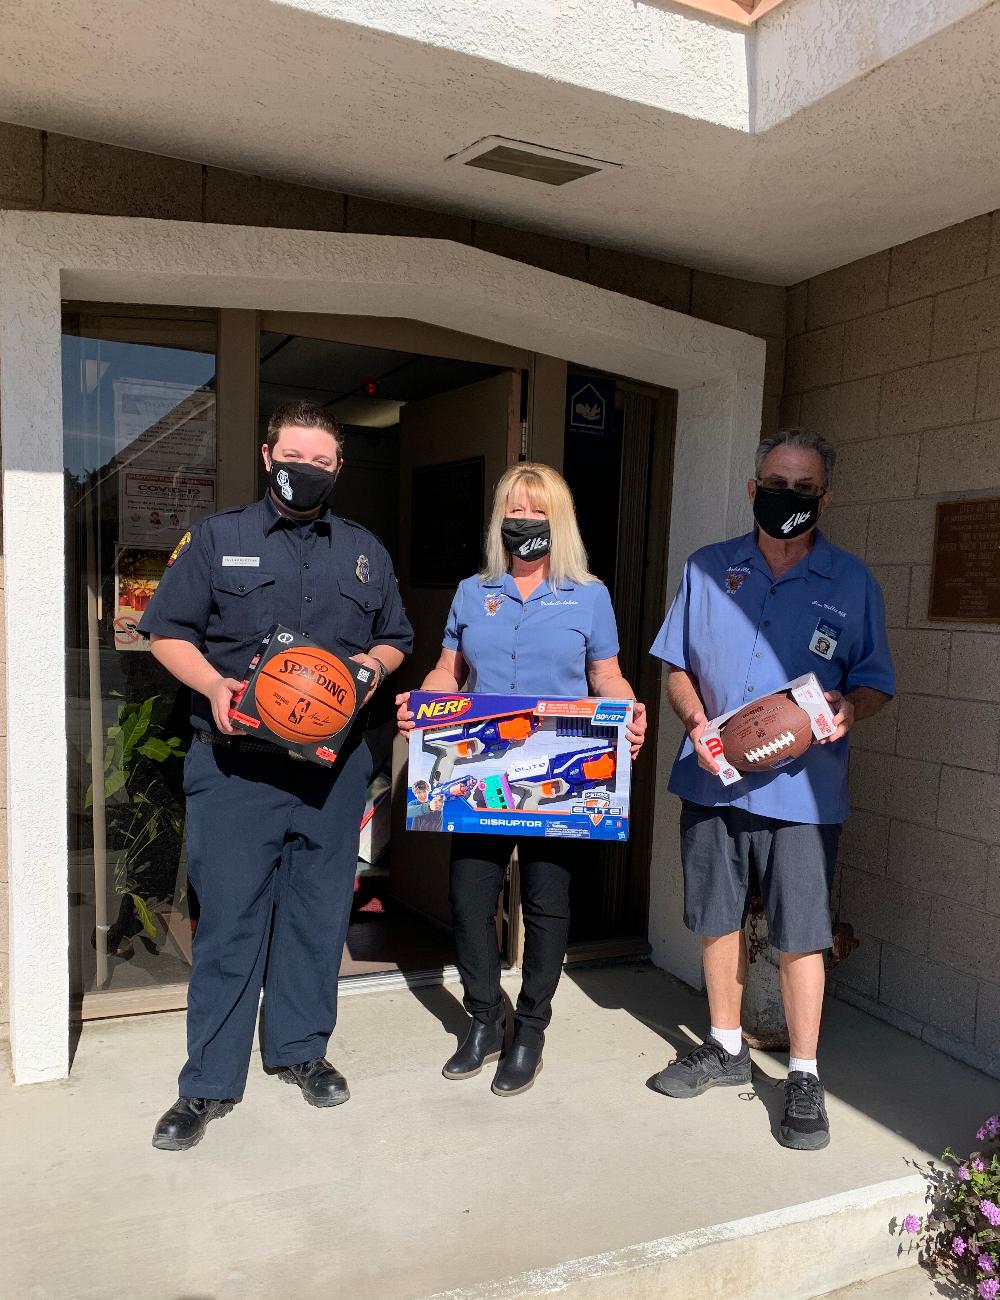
[257,323,522,979]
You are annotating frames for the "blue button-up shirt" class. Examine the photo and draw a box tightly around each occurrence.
[139,494,413,729]
[444,573,619,697]
[650,531,894,824]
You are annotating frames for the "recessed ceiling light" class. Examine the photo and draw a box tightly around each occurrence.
[448,136,621,186]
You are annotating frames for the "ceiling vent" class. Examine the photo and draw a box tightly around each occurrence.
[449,137,621,186]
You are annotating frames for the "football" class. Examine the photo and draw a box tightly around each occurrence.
[721,692,814,773]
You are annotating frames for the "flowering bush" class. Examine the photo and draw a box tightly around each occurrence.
[902,1116,1000,1298]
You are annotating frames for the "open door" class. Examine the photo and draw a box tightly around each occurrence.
[391,372,522,929]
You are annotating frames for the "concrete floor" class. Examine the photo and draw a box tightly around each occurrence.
[1,963,994,1300]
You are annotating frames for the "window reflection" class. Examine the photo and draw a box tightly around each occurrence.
[62,308,217,1005]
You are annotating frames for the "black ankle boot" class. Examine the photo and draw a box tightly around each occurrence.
[151,1097,235,1151]
[442,1014,505,1080]
[492,1023,544,1097]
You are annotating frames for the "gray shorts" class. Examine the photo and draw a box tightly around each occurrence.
[679,801,841,953]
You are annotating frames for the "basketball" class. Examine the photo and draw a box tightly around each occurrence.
[721,692,813,773]
[252,647,358,744]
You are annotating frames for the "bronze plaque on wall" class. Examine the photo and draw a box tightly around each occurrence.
[928,498,1000,622]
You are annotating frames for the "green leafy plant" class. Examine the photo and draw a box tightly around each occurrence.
[86,694,186,941]
[901,1115,1000,1298]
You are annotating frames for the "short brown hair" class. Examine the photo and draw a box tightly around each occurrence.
[266,399,344,459]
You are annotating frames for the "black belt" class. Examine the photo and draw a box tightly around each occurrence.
[196,729,307,760]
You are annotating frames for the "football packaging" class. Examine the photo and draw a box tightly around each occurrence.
[228,624,374,766]
[700,672,838,786]
[406,692,633,841]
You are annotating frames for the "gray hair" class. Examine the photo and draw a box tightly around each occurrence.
[755,427,835,488]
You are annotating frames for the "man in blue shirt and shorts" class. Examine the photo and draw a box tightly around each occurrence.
[649,428,894,1150]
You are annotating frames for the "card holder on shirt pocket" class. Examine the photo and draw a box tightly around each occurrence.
[211,567,276,638]
[336,575,380,651]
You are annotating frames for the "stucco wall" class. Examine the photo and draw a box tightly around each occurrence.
[783,211,1000,1077]
[0,121,788,438]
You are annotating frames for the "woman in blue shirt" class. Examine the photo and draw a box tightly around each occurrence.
[397,463,646,1096]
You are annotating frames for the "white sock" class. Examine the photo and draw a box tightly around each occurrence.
[788,1056,818,1078]
[709,1025,744,1056]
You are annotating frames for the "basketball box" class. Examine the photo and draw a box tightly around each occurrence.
[406,692,632,841]
[228,624,375,765]
[701,672,838,786]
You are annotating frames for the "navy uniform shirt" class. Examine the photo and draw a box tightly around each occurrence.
[139,494,413,730]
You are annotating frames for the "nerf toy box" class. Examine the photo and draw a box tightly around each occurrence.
[702,672,838,786]
[406,692,633,841]
[228,624,374,766]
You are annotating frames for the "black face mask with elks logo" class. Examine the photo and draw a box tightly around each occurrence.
[501,517,552,561]
[752,486,822,541]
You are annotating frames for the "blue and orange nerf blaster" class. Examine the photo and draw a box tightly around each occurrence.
[427,774,478,805]
[425,713,538,784]
[505,744,616,811]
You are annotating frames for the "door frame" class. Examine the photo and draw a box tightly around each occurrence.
[0,210,763,1083]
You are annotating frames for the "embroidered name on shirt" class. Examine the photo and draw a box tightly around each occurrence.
[540,599,579,606]
[221,555,261,567]
[812,600,847,618]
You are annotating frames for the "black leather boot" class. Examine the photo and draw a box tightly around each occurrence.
[492,1023,544,1097]
[442,1013,505,1080]
[151,1097,235,1151]
[277,1058,350,1108]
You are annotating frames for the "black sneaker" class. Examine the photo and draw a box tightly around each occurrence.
[649,1037,751,1098]
[779,1071,830,1150]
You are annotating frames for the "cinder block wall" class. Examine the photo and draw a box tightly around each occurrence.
[782,214,1000,1075]
[0,121,785,1042]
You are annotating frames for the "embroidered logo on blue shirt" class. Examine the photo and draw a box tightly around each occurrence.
[724,564,752,595]
[484,594,505,616]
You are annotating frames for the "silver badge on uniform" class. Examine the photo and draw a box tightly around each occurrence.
[356,554,370,583]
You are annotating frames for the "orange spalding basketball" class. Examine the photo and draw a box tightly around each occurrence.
[253,647,357,744]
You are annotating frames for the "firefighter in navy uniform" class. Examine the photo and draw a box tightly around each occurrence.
[139,400,412,1152]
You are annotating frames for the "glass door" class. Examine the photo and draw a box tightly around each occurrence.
[62,306,219,1015]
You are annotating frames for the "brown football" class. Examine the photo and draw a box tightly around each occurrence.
[721,692,813,773]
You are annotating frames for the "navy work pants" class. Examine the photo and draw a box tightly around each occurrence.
[179,734,372,1100]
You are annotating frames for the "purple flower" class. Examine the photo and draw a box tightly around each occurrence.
[980,1255,996,1274]
[973,1158,987,1173]
[978,1116,1000,1142]
[960,1165,972,1181]
[978,1280,999,1300]
[902,1214,921,1234]
[954,1236,969,1257]
[981,1200,1000,1229]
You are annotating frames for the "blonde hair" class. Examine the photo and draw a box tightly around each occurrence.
[481,462,597,587]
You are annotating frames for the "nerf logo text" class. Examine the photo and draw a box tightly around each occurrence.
[416,696,473,722]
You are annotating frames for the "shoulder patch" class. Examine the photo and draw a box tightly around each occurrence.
[166,530,192,567]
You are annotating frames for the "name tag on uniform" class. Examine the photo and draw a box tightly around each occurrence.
[221,555,260,568]
[809,619,841,660]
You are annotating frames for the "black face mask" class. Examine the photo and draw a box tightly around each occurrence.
[501,517,551,562]
[753,487,822,541]
[269,459,337,514]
